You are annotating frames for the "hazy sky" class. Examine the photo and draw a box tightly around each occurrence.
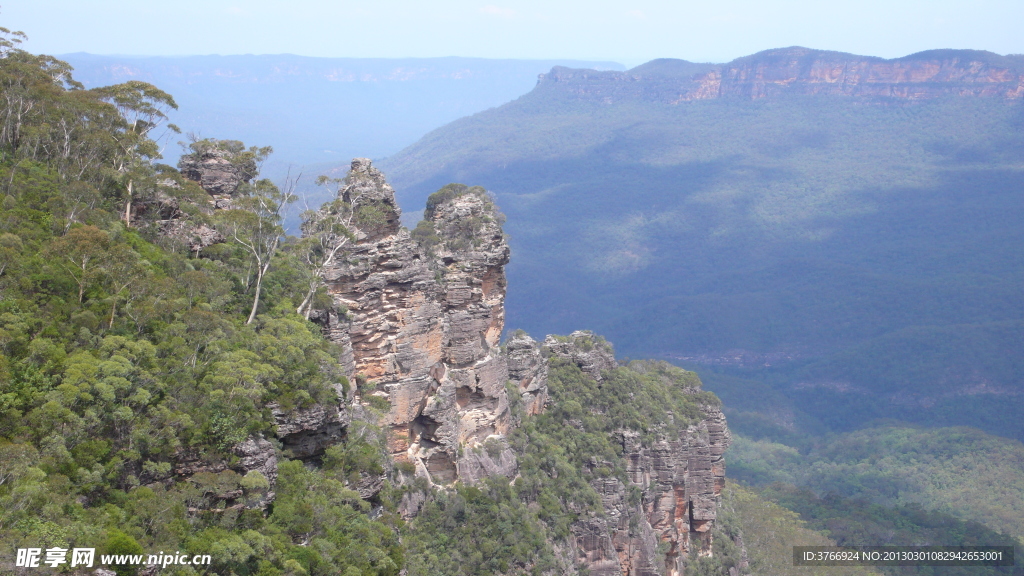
[7,0,1024,67]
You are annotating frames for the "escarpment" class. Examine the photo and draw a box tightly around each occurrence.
[539,47,1024,102]
[132,155,734,575]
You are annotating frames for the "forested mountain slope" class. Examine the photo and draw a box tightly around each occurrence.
[381,47,1024,441]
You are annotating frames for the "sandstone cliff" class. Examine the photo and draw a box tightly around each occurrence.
[178,158,733,574]
[541,332,731,576]
[539,47,1024,102]
[305,163,731,574]
[314,159,517,486]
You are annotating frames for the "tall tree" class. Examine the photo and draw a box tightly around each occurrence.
[103,243,149,328]
[213,145,295,324]
[93,81,178,225]
[47,225,109,303]
[293,176,360,319]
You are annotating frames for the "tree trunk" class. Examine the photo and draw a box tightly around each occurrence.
[246,264,267,325]
[123,179,133,227]
[296,281,316,319]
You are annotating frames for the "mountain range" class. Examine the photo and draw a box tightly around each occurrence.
[379,47,1024,443]
[59,53,624,169]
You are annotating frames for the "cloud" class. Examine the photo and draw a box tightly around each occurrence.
[480,5,517,18]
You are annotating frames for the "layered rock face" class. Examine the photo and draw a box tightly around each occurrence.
[539,47,1024,102]
[316,160,516,485]
[307,160,731,574]
[543,332,731,576]
[506,331,549,416]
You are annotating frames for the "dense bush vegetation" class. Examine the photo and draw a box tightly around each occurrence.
[705,483,882,576]
[757,484,1022,576]
[0,29,408,575]
[727,425,1024,542]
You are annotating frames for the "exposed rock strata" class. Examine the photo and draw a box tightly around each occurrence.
[178,144,254,200]
[136,141,258,251]
[543,330,618,381]
[166,435,278,511]
[506,332,549,416]
[544,338,731,576]
[316,159,516,486]
[130,179,225,252]
[539,47,1024,103]
[272,402,349,462]
[309,160,732,574]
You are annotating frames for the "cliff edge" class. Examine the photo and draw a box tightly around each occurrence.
[308,160,731,574]
[539,47,1024,102]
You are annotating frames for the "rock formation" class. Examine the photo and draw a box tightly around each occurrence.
[132,141,261,252]
[157,157,732,574]
[177,143,256,207]
[539,47,1024,103]
[161,393,358,513]
[306,162,731,573]
[542,333,731,576]
[314,159,517,486]
[505,331,549,416]
[543,330,619,381]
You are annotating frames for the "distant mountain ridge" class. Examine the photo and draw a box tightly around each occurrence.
[60,53,624,168]
[540,47,1024,102]
[63,53,625,85]
[380,46,1024,444]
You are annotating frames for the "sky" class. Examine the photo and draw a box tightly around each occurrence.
[6,0,1024,67]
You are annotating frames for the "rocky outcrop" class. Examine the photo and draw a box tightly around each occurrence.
[135,140,259,252]
[161,395,363,512]
[169,435,278,488]
[272,402,349,462]
[506,331,549,416]
[165,434,278,511]
[130,179,225,252]
[545,339,731,576]
[315,159,516,486]
[544,330,618,381]
[539,47,1024,103]
[177,144,256,203]
[306,159,732,574]
[587,402,729,576]
[156,218,224,253]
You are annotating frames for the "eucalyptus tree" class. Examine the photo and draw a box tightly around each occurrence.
[93,80,178,225]
[293,175,361,319]
[212,144,296,324]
